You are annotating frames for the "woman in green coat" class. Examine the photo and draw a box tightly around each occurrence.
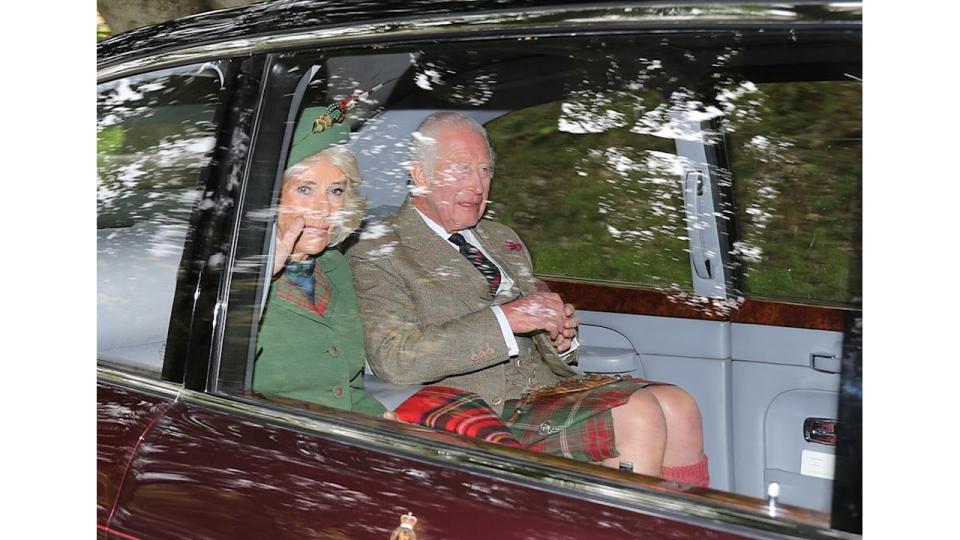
[252,140,386,415]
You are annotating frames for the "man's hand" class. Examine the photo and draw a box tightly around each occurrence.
[273,217,304,276]
[501,292,568,340]
[552,303,579,352]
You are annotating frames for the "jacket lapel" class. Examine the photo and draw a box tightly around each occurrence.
[396,199,496,309]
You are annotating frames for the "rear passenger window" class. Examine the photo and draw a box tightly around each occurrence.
[723,80,862,305]
[97,63,227,373]
[211,27,860,520]
[487,95,692,290]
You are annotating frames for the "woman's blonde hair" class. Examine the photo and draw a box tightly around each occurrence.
[281,144,366,247]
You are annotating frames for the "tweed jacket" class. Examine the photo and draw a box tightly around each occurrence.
[349,198,578,413]
[253,249,386,416]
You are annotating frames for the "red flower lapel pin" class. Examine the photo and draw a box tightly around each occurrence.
[504,241,523,251]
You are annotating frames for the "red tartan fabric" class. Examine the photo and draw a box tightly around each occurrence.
[394,386,523,448]
[273,261,335,316]
[502,377,667,462]
[312,270,334,315]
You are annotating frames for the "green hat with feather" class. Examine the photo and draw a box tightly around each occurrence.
[286,105,351,168]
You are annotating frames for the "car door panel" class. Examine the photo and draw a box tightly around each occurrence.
[765,389,840,511]
[109,398,754,540]
[97,380,177,529]
[729,319,844,510]
[731,324,843,368]
[731,359,841,511]
[558,295,847,504]
[579,310,730,359]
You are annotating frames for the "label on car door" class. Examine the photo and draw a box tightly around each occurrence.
[800,449,835,480]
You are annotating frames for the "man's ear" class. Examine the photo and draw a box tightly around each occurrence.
[409,161,430,189]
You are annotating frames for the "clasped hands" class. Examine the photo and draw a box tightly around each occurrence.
[500,291,579,352]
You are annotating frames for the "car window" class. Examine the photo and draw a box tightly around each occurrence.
[220,37,705,397]
[723,80,862,306]
[97,63,226,374]
[217,28,860,518]
[487,96,691,289]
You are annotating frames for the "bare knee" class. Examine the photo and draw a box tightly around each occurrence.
[613,390,668,441]
[648,386,702,434]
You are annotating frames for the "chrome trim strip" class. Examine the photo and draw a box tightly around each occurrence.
[98,2,862,81]
[97,365,183,399]
[176,387,858,539]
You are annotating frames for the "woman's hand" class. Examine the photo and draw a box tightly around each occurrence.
[272,217,304,276]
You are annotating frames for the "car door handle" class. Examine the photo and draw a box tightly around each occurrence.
[683,170,712,279]
[804,417,838,446]
[811,352,841,373]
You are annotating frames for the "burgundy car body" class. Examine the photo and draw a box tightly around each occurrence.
[97,1,862,538]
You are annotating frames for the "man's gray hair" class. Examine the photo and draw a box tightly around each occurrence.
[410,112,496,175]
[281,144,366,247]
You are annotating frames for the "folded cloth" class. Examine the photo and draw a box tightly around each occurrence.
[393,386,523,448]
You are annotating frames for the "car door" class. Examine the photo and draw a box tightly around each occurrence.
[721,65,861,509]
[432,18,860,512]
[96,58,236,534]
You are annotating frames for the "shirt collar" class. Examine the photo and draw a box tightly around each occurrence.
[413,207,474,242]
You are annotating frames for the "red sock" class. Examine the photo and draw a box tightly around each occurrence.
[660,455,710,488]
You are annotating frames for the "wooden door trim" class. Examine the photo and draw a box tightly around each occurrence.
[542,278,848,332]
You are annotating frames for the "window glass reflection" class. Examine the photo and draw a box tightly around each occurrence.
[723,80,862,305]
[97,64,224,373]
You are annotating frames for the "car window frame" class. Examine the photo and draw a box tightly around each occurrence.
[96,58,240,383]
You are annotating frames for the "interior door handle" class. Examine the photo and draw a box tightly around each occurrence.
[804,417,838,446]
[683,170,712,279]
[811,352,841,374]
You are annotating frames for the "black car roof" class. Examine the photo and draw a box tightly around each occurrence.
[98,0,845,70]
[97,0,611,65]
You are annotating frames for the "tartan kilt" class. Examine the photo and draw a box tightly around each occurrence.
[393,386,523,447]
[501,377,668,462]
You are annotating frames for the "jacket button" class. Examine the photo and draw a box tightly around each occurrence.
[328,345,339,356]
[334,386,344,397]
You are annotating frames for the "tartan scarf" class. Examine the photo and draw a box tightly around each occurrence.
[275,257,335,316]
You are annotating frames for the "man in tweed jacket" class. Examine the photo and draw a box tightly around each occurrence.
[350,112,709,485]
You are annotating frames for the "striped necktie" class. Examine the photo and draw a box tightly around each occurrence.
[449,233,502,295]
